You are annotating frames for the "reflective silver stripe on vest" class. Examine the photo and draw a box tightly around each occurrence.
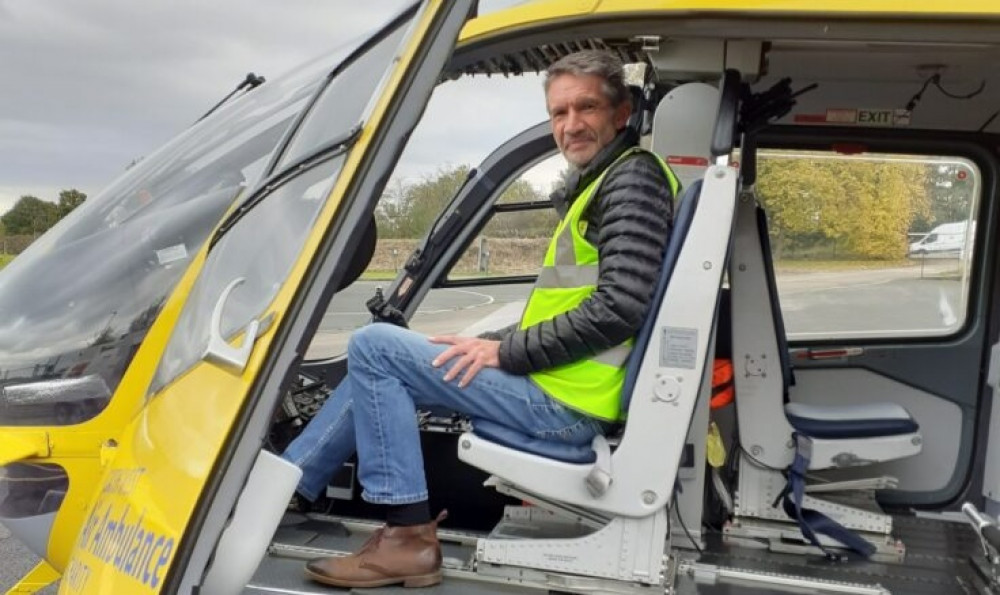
[555,222,577,266]
[592,342,632,367]
[536,264,599,288]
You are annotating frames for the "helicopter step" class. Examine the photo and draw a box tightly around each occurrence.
[247,513,667,595]
[245,510,991,595]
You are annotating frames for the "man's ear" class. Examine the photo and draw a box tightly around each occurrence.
[613,100,631,129]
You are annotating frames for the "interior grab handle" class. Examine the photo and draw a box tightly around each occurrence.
[204,277,260,372]
[963,502,1000,557]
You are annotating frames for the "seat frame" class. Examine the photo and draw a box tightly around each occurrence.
[457,164,738,584]
[728,185,921,553]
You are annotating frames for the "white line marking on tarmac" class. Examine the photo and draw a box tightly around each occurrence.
[416,288,495,314]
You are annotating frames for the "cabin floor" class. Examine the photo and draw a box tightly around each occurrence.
[246,511,996,595]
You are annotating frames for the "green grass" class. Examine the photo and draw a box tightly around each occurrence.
[773,259,917,273]
[360,269,401,281]
[0,254,14,270]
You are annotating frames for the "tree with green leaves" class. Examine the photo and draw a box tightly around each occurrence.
[57,189,87,218]
[912,162,973,231]
[1,196,61,236]
[376,166,473,238]
[757,155,929,260]
[376,166,555,239]
[488,178,554,238]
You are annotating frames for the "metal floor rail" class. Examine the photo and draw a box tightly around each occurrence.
[246,512,995,595]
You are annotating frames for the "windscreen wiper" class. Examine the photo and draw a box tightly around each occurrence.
[196,72,266,124]
[207,1,417,248]
[208,124,362,250]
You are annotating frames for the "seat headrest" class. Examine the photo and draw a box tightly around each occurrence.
[651,83,721,192]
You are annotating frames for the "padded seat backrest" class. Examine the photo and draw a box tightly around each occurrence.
[620,180,702,417]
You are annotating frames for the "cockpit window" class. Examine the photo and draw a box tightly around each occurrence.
[275,22,408,171]
[148,8,418,396]
[0,38,358,427]
[149,156,346,395]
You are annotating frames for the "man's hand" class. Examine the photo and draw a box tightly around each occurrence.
[430,336,501,388]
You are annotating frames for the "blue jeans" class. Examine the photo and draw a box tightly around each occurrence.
[282,323,604,504]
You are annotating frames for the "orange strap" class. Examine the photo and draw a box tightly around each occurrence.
[711,358,735,409]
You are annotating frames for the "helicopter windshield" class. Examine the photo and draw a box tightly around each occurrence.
[149,7,415,396]
[0,38,363,428]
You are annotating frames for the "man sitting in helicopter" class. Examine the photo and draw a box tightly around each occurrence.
[282,49,679,589]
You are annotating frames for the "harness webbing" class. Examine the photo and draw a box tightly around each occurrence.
[776,433,877,560]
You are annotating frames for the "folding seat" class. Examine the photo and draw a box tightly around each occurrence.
[727,152,922,560]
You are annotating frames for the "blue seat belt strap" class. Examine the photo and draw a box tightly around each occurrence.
[779,433,877,560]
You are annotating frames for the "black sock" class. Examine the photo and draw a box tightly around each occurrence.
[386,501,431,527]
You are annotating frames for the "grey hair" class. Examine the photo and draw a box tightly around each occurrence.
[543,50,629,107]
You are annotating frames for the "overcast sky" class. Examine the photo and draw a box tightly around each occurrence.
[0,0,547,213]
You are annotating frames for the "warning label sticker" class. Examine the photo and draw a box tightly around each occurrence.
[793,108,912,127]
[661,327,698,370]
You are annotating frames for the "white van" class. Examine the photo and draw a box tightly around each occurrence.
[909,221,969,256]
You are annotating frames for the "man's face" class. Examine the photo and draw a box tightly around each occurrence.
[546,73,630,169]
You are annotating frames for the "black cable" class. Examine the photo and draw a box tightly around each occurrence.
[724,434,741,481]
[739,444,786,472]
[906,73,986,112]
[904,76,936,111]
[979,109,1000,133]
[935,75,986,100]
[671,486,704,555]
[666,496,671,539]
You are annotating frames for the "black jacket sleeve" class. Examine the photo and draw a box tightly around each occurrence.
[498,152,674,374]
[477,322,518,342]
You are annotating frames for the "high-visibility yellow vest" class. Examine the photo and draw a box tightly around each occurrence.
[521,147,679,421]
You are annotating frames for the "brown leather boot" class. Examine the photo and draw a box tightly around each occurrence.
[305,511,447,588]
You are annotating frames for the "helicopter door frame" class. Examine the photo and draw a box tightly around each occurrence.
[166,1,478,592]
